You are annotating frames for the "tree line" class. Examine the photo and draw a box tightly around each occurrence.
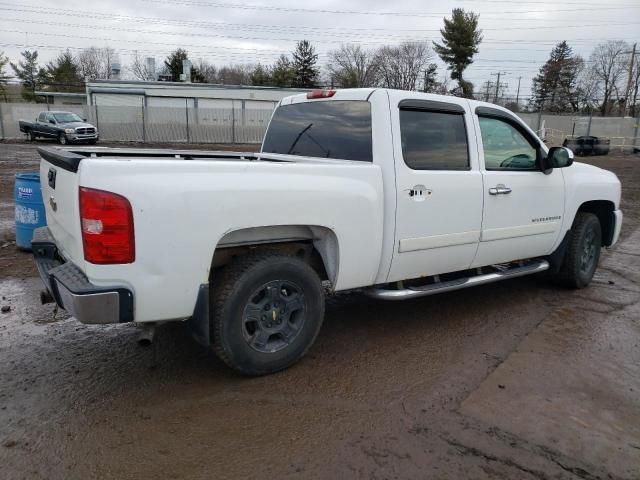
[0,7,637,117]
[0,9,481,101]
[526,40,638,116]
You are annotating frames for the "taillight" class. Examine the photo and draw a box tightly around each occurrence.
[79,187,135,264]
[306,89,336,99]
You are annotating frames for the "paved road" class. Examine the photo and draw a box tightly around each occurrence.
[1,142,639,479]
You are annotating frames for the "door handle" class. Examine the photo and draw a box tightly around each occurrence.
[489,184,512,195]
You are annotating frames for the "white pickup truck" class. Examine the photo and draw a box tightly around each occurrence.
[32,88,622,375]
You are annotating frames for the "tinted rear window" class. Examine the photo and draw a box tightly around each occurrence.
[262,101,372,162]
[400,109,469,170]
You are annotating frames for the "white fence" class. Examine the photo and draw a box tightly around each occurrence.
[0,102,274,144]
[0,102,638,149]
[519,113,639,150]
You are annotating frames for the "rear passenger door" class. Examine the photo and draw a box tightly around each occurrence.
[387,97,483,282]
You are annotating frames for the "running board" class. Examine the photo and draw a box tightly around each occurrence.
[366,260,549,301]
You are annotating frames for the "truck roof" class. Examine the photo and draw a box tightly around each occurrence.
[279,88,518,118]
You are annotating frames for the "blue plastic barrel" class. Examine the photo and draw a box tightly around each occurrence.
[14,172,47,250]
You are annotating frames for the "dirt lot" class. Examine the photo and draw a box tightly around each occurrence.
[1,141,639,480]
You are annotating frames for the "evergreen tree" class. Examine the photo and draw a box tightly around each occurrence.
[10,50,47,101]
[423,63,439,93]
[250,63,272,86]
[45,50,83,92]
[164,49,189,82]
[190,66,206,83]
[292,40,319,88]
[529,41,583,113]
[271,54,295,87]
[0,51,10,101]
[433,8,482,98]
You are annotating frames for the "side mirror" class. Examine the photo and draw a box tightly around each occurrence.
[49,119,56,125]
[83,118,87,122]
[544,146,573,170]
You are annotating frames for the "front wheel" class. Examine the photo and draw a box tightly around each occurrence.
[211,252,325,376]
[58,133,68,145]
[554,212,602,288]
[28,130,36,142]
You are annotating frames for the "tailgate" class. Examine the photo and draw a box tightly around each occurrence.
[38,148,85,265]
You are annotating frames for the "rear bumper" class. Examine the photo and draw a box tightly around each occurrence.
[32,227,133,324]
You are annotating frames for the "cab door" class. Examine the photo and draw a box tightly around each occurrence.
[387,96,483,282]
[43,113,57,137]
[472,108,565,267]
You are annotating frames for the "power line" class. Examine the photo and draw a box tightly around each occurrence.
[140,0,640,15]
[0,7,635,47]
[1,3,637,26]
[1,16,638,47]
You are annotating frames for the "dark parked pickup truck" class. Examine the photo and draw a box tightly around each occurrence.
[19,111,99,145]
[563,135,610,156]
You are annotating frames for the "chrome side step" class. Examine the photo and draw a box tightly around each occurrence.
[366,260,549,301]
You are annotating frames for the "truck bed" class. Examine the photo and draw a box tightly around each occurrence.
[38,146,265,172]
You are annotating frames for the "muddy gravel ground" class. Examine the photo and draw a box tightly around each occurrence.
[0,141,639,480]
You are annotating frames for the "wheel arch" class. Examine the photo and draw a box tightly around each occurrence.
[209,225,340,288]
[576,200,616,246]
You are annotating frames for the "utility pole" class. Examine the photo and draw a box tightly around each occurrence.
[491,72,507,104]
[515,76,522,106]
[623,43,638,116]
[483,80,493,102]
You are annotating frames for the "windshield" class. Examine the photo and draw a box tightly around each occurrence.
[262,100,372,162]
[53,113,83,123]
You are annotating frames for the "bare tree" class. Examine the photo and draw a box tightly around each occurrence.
[373,42,432,91]
[76,47,116,80]
[630,58,640,117]
[217,64,252,85]
[576,66,600,112]
[589,41,630,116]
[194,59,217,83]
[0,51,9,101]
[327,44,378,88]
[129,51,156,81]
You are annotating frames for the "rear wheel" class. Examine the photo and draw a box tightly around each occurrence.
[554,212,602,288]
[211,252,325,376]
[58,133,68,145]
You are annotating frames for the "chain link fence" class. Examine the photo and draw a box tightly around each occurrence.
[0,102,274,144]
[0,102,638,151]
[518,112,639,151]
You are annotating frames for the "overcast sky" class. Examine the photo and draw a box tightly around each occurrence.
[1,0,638,97]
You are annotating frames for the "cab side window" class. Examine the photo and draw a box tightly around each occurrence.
[38,112,46,122]
[478,117,538,171]
[400,109,469,170]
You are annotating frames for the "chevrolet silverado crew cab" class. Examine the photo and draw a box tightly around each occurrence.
[19,111,99,145]
[32,89,622,376]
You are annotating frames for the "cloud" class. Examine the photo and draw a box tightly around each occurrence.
[0,0,637,97]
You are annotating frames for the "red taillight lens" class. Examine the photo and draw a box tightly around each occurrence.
[306,89,336,99]
[79,187,135,264]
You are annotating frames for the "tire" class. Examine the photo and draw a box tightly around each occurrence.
[554,212,602,288]
[58,133,68,145]
[211,252,325,376]
[27,129,36,142]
